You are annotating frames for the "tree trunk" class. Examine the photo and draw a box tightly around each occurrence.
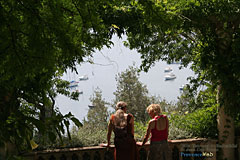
[217,85,235,160]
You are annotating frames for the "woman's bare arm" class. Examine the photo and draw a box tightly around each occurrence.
[107,118,113,146]
[141,120,154,146]
[166,117,169,135]
[130,115,134,135]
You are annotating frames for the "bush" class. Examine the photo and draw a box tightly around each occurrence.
[71,122,148,146]
[169,105,218,139]
[67,121,148,147]
[168,123,193,140]
[134,121,148,142]
[69,125,110,147]
[33,125,110,149]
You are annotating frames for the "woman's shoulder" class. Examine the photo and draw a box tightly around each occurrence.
[127,113,133,117]
[126,113,134,123]
[148,119,155,129]
[159,114,167,119]
[127,113,135,120]
[110,114,115,121]
[149,119,155,124]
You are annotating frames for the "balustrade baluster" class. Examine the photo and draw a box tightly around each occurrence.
[72,153,79,160]
[83,152,90,160]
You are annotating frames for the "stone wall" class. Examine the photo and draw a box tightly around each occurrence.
[22,138,218,160]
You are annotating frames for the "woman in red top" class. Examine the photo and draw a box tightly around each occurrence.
[106,101,138,160]
[138,104,171,160]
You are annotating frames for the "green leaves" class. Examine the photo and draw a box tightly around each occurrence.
[122,0,240,116]
[71,117,83,127]
[86,88,109,129]
[1,0,240,158]
[113,65,164,122]
[169,105,218,139]
[1,0,120,155]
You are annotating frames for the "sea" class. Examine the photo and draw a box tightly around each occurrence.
[55,36,195,122]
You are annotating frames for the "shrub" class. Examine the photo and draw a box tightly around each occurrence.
[70,125,110,147]
[72,122,148,146]
[169,105,218,139]
[168,123,193,140]
[134,121,148,142]
[67,121,148,147]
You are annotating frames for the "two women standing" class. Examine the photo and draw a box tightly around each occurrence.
[106,102,170,160]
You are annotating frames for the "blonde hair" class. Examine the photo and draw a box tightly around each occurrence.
[114,101,127,127]
[146,104,162,115]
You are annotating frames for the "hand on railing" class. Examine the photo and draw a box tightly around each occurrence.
[136,142,143,147]
[99,143,109,147]
[99,143,111,151]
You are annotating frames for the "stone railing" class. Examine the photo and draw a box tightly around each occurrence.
[22,138,219,160]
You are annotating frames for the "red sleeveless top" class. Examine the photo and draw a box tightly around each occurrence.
[150,115,168,142]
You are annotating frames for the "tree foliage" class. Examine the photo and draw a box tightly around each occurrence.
[113,66,150,122]
[85,88,110,129]
[114,0,240,115]
[113,66,168,122]
[170,105,218,139]
[1,1,239,159]
[108,1,240,159]
[176,83,218,113]
[0,0,117,153]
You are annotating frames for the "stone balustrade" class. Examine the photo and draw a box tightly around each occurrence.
[22,138,219,160]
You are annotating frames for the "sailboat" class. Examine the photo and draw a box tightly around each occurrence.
[79,75,89,81]
[164,72,176,80]
[68,80,79,88]
[164,67,173,72]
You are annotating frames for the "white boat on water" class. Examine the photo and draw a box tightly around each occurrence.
[179,85,184,91]
[79,75,88,81]
[76,90,83,94]
[69,81,79,88]
[164,67,172,72]
[180,84,189,91]
[168,60,182,65]
[164,72,176,80]
[88,105,95,109]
